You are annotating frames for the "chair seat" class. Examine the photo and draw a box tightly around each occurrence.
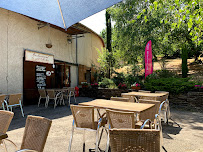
[135,121,155,129]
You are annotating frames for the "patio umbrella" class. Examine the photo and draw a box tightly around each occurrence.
[0,0,122,29]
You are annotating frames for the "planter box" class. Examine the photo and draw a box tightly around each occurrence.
[131,86,141,90]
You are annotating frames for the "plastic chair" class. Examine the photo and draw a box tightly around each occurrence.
[109,129,161,152]
[38,89,47,107]
[16,115,52,152]
[46,89,62,108]
[0,95,6,110]
[5,94,24,117]
[68,105,106,152]
[67,87,76,106]
[0,110,14,152]
[138,90,151,93]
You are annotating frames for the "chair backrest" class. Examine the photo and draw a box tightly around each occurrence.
[109,129,160,152]
[20,115,52,152]
[110,97,129,102]
[121,95,135,102]
[38,89,46,98]
[106,109,135,129]
[46,89,55,99]
[138,99,160,121]
[139,96,157,101]
[0,94,6,108]
[70,105,95,129]
[8,94,22,105]
[138,90,151,93]
[155,91,169,101]
[0,110,14,133]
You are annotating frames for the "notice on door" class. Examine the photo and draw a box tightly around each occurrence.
[36,65,46,89]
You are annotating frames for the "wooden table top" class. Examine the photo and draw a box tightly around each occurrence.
[0,132,8,140]
[121,92,168,97]
[79,99,155,113]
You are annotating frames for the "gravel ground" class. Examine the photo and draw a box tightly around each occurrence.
[2,97,203,152]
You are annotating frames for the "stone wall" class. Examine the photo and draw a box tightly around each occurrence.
[79,88,129,99]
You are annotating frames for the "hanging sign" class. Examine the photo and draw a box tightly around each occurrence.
[145,40,153,79]
[25,50,54,64]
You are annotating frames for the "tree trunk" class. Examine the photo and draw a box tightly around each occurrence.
[182,48,188,78]
[106,9,112,78]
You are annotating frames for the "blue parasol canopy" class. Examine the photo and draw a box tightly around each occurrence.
[0,0,122,29]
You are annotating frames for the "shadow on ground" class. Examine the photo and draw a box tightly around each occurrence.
[8,97,94,131]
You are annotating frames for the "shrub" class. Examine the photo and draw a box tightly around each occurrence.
[99,78,117,89]
[144,77,196,95]
[146,70,179,80]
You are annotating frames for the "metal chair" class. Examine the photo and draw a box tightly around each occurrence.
[5,94,24,117]
[67,87,76,106]
[16,115,52,152]
[0,95,6,110]
[0,110,14,152]
[38,89,47,107]
[68,105,106,152]
[109,129,161,152]
[46,89,62,108]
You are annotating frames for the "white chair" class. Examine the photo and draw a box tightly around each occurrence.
[46,89,62,108]
[5,94,24,117]
[38,89,47,107]
[67,87,76,105]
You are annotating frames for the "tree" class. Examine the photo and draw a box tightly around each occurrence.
[108,0,203,77]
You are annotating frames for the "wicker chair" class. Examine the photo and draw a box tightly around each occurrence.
[68,105,106,152]
[110,97,130,102]
[109,129,160,152]
[67,87,76,106]
[139,96,157,101]
[106,109,135,129]
[16,115,52,152]
[5,94,24,117]
[38,89,47,107]
[121,95,138,102]
[0,110,15,151]
[46,89,62,108]
[138,90,151,93]
[0,95,6,110]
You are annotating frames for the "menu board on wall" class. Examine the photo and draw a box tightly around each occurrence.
[36,65,46,89]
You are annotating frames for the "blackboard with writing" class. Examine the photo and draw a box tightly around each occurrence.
[36,65,46,89]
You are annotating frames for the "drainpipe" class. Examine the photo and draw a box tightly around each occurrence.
[76,35,79,86]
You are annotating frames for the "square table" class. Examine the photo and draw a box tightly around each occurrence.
[0,133,8,140]
[79,99,155,121]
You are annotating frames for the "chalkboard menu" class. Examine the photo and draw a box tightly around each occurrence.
[36,65,46,89]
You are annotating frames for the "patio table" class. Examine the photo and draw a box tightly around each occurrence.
[79,99,155,121]
[0,132,8,140]
[121,92,168,102]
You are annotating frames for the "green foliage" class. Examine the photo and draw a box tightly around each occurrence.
[144,77,196,94]
[99,78,117,89]
[146,70,179,80]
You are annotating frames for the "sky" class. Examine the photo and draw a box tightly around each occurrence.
[80,10,106,35]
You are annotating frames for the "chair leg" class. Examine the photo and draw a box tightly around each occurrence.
[68,120,75,152]
[45,97,49,108]
[19,101,24,117]
[54,99,57,109]
[68,93,71,106]
[74,93,76,103]
[38,97,41,107]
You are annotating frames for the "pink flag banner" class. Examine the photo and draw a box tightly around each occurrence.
[145,40,153,79]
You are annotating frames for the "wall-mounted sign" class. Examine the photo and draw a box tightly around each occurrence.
[36,65,46,89]
[25,50,54,64]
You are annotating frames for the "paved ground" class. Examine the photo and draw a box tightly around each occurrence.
[2,97,203,152]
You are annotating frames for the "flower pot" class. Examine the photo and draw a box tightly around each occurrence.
[131,86,141,90]
[82,85,88,88]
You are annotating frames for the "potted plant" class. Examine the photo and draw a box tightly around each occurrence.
[194,84,203,92]
[81,82,88,88]
[118,83,127,89]
[91,83,99,88]
[131,82,141,90]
